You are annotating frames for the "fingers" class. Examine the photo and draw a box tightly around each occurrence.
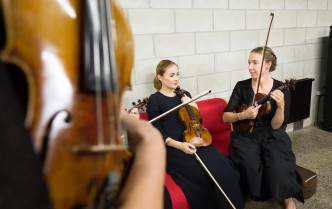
[181,94,190,103]
[244,105,261,119]
[183,142,196,154]
[129,107,140,119]
[270,90,284,107]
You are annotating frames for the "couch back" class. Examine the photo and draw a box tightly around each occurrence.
[140,98,231,156]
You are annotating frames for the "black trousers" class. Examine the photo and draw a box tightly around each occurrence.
[0,65,52,209]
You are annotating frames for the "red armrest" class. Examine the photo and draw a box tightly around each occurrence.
[197,98,231,156]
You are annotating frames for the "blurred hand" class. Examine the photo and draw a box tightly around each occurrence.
[128,107,140,119]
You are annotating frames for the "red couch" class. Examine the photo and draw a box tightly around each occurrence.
[140,98,231,209]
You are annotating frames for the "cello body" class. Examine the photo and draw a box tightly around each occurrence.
[0,0,134,208]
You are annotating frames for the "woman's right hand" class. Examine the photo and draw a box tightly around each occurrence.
[242,104,262,119]
[179,142,196,154]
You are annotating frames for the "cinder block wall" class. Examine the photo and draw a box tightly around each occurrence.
[118,0,332,128]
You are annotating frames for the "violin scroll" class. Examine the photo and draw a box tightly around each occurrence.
[174,86,185,97]
[130,97,149,112]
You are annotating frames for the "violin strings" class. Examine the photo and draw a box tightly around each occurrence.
[100,0,113,146]
[88,0,105,146]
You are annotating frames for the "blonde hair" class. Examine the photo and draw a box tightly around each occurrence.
[153,60,178,90]
[251,46,277,72]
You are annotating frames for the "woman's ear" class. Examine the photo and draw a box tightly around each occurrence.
[265,60,272,69]
[157,74,162,81]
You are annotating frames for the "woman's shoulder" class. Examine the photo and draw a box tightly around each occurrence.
[148,91,172,103]
[272,78,284,88]
[148,92,160,101]
[236,78,251,87]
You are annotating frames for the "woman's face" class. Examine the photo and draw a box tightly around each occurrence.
[158,64,179,90]
[248,52,271,79]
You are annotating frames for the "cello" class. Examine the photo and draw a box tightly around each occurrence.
[0,0,134,208]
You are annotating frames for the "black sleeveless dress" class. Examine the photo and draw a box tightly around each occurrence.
[147,91,245,209]
[224,78,303,201]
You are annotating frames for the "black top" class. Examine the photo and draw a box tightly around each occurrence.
[224,78,291,130]
[147,91,190,141]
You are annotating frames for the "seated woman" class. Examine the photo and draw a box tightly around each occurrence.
[222,46,304,209]
[147,59,245,209]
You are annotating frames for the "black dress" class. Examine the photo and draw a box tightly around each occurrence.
[147,91,245,209]
[224,78,303,201]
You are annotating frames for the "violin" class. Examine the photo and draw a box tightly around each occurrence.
[0,0,133,208]
[234,79,296,133]
[174,86,212,147]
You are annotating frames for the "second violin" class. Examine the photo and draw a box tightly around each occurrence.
[174,86,212,147]
[234,79,297,133]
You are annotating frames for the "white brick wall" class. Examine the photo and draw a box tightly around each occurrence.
[229,0,258,9]
[193,0,228,9]
[118,0,331,126]
[128,9,174,34]
[285,0,307,10]
[154,33,195,57]
[175,10,213,32]
[214,10,245,31]
[196,32,229,53]
[297,11,317,27]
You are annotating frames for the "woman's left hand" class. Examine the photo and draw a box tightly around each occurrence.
[181,94,190,103]
[270,89,284,109]
[181,94,199,109]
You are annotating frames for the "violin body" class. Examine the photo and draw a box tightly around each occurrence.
[234,104,255,133]
[178,105,212,147]
[174,87,212,147]
[234,93,271,133]
[0,0,133,208]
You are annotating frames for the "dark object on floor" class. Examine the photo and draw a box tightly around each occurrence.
[296,165,317,199]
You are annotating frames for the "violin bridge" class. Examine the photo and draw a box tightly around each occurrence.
[72,144,128,154]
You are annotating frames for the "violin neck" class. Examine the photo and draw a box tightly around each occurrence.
[256,84,289,106]
[256,94,270,105]
[82,0,116,93]
[184,105,197,120]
